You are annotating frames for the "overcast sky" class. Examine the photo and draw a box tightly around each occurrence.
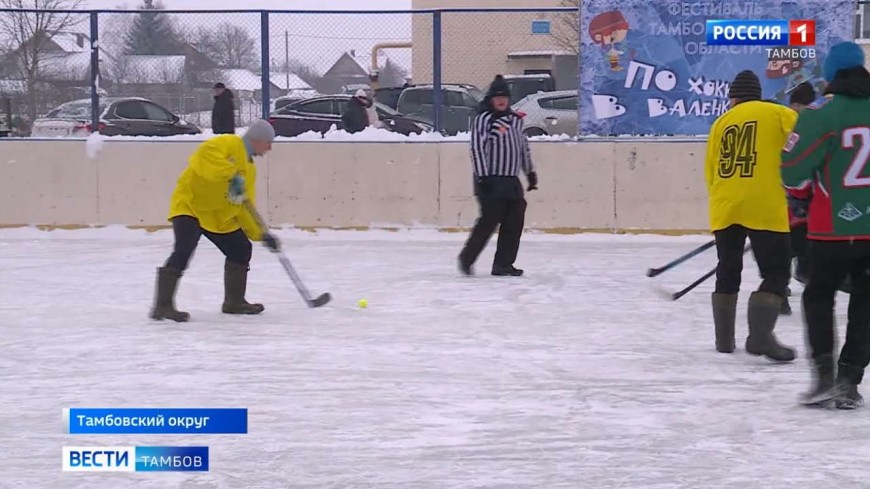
[77,0,415,77]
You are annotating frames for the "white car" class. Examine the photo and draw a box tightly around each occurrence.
[512,90,578,137]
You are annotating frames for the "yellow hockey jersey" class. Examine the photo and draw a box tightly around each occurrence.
[705,100,797,233]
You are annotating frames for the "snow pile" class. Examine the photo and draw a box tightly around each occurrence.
[85,132,106,158]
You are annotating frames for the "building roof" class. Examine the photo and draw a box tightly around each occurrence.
[268,72,313,91]
[39,51,92,81]
[114,55,186,84]
[51,32,90,53]
[207,69,262,91]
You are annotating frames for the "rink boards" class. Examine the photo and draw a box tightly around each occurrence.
[0,139,709,233]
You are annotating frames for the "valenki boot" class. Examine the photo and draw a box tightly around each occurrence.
[222,262,265,315]
[150,267,190,322]
[836,363,865,410]
[801,354,837,406]
[712,293,737,353]
[745,291,796,362]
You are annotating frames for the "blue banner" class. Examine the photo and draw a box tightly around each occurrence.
[64,408,247,434]
[578,0,853,136]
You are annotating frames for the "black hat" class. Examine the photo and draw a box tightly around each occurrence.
[789,82,816,106]
[728,70,761,101]
[486,74,511,98]
[213,82,226,89]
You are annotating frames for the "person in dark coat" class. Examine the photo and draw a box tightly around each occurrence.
[212,83,236,135]
[341,89,373,134]
[458,74,537,277]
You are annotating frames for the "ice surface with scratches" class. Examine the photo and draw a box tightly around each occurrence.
[1,227,868,489]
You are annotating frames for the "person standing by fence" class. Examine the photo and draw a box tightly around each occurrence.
[458,75,538,277]
[212,83,236,135]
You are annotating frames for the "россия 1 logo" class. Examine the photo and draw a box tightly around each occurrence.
[706,19,816,59]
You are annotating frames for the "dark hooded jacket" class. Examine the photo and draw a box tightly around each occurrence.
[823,66,870,98]
[212,89,236,135]
[341,97,369,134]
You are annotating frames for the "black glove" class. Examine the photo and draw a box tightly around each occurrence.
[787,194,810,218]
[262,233,281,252]
[527,171,538,191]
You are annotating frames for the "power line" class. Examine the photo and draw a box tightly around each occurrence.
[269,32,410,41]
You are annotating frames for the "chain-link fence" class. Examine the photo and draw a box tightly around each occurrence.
[0,6,577,137]
[4,5,870,138]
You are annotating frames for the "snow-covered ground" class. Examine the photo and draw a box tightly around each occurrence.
[0,227,864,488]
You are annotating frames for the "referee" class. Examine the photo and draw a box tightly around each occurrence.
[458,74,538,277]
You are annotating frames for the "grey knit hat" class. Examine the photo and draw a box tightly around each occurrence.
[244,119,276,142]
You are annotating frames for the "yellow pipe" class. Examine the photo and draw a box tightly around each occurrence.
[370,42,412,89]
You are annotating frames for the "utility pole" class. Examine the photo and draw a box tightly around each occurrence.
[285,31,290,94]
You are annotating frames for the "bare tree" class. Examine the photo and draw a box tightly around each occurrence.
[0,0,85,120]
[550,0,580,55]
[191,23,257,70]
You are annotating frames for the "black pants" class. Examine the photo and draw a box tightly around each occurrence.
[459,176,527,269]
[803,241,870,374]
[714,225,791,297]
[791,223,810,279]
[165,215,252,271]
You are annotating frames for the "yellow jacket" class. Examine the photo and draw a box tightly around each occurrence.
[168,134,262,240]
[705,100,797,233]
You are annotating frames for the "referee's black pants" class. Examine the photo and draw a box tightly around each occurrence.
[460,176,526,269]
[714,224,791,298]
[803,240,870,376]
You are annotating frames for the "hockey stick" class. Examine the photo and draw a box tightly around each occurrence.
[646,240,715,277]
[243,200,331,308]
[668,245,751,301]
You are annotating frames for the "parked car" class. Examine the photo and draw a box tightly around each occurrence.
[396,84,484,136]
[341,83,371,94]
[31,97,200,138]
[373,86,406,110]
[272,89,320,111]
[268,95,433,137]
[503,74,556,104]
[512,90,578,137]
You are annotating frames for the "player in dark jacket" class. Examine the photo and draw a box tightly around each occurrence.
[781,42,870,409]
[212,83,236,135]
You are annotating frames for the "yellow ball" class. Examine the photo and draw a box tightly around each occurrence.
[358,299,368,309]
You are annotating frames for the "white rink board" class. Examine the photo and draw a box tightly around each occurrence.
[0,139,709,232]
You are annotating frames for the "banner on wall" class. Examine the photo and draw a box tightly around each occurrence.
[578,0,854,136]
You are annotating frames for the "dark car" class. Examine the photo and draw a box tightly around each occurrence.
[396,84,483,136]
[31,97,200,137]
[268,95,433,137]
[373,86,406,110]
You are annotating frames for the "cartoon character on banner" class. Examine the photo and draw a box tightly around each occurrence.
[765,49,825,104]
[589,11,630,72]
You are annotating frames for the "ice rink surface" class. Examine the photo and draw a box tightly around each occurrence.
[1,227,868,489]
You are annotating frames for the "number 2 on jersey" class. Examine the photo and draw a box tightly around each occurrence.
[718,122,758,179]
[842,127,870,188]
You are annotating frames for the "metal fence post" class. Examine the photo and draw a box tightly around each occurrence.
[260,10,271,121]
[432,10,442,134]
[90,11,100,133]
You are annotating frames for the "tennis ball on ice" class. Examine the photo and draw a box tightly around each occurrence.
[358,299,368,309]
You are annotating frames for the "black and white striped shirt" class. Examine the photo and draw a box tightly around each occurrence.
[470,111,534,177]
